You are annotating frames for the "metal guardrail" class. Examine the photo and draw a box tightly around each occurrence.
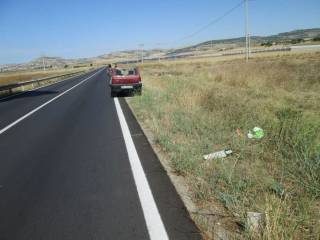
[0,70,85,92]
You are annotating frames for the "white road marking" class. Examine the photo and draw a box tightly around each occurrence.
[114,98,169,240]
[0,69,104,135]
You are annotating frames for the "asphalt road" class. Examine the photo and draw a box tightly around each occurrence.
[0,68,202,240]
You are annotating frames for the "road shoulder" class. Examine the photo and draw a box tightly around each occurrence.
[119,98,203,240]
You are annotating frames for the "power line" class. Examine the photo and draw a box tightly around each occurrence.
[179,0,245,41]
[112,1,252,61]
[150,0,245,48]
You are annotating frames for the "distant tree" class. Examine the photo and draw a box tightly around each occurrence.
[291,39,304,44]
[90,63,93,67]
[312,37,320,42]
[64,64,68,68]
[261,42,273,47]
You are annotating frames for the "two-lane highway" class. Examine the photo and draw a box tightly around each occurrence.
[0,69,202,239]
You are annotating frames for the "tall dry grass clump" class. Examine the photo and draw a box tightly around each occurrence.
[129,52,320,239]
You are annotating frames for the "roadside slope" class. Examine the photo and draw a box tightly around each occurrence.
[127,52,320,239]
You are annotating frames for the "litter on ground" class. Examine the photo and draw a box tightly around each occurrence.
[203,149,233,160]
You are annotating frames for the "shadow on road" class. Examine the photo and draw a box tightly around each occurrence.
[114,92,135,98]
[111,90,142,98]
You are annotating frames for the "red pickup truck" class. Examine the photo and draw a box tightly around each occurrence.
[109,67,142,97]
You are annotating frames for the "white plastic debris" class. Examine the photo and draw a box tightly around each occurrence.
[203,149,233,160]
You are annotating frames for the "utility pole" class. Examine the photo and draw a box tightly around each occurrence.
[139,44,144,64]
[42,55,46,71]
[248,33,251,58]
[141,46,144,64]
[156,43,162,62]
[245,0,250,62]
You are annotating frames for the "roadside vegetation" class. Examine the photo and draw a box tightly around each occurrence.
[128,52,320,239]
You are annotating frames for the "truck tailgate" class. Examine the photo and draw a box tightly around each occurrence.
[112,75,141,84]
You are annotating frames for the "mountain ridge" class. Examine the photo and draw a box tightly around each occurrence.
[1,28,319,71]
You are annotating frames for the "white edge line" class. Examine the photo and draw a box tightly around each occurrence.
[114,98,169,240]
[0,70,93,101]
[0,68,104,135]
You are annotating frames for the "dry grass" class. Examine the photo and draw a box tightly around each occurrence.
[128,51,320,239]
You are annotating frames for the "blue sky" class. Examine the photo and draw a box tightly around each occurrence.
[1,0,320,64]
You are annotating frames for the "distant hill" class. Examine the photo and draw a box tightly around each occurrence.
[30,56,93,67]
[0,56,93,72]
[272,28,320,39]
[1,28,319,71]
[169,28,320,54]
[30,57,69,67]
[96,49,168,61]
